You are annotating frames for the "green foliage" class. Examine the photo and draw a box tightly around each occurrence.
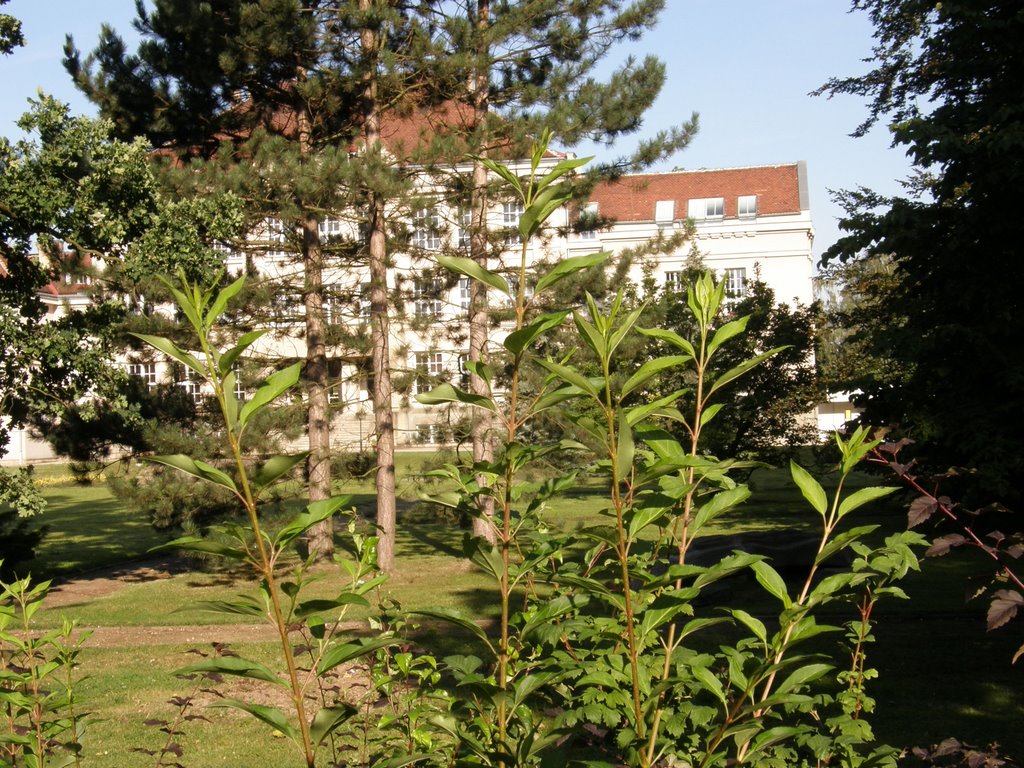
[410,143,926,767]
[1,570,90,768]
[0,470,46,580]
[816,0,1024,503]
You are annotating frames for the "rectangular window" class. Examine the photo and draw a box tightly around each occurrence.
[414,278,443,318]
[503,201,524,246]
[687,198,725,220]
[323,292,344,326]
[579,201,599,240]
[738,195,757,218]
[724,267,747,299]
[358,282,372,321]
[232,363,246,401]
[459,277,471,315]
[318,217,343,238]
[178,366,203,404]
[264,218,288,258]
[412,208,441,250]
[654,199,676,223]
[458,208,473,249]
[414,351,444,395]
[129,361,158,389]
[664,271,685,292]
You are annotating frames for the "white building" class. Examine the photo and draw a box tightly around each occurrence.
[1,152,816,463]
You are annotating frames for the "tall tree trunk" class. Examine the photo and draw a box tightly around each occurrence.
[361,0,398,573]
[298,101,334,561]
[468,0,497,544]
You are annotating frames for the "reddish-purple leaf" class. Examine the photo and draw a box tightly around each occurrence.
[934,738,962,758]
[129,748,157,756]
[1013,643,1024,664]
[987,590,1024,631]
[143,719,168,727]
[1008,544,1024,560]
[988,530,1006,544]
[925,534,967,558]
[165,742,184,757]
[908,496,939,528]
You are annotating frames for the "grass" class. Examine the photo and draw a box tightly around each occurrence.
[8,457,1024,764]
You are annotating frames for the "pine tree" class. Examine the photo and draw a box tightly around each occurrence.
[65,1,400,560]
[416,0,698,541]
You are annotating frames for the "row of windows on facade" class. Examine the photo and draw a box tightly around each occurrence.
[129,351,467,404]
[244,193,760,258]
[665,267,747,298]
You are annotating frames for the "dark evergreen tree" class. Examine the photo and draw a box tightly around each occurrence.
[65,0,417,561]
[816,0,1024,502]
[417,0,698,541]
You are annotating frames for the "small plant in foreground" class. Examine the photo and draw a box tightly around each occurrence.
[1,567,90,768]
[414,134,926,767]
[132,275,419,767]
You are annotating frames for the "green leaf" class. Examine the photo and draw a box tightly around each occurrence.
[615,410,634,480]
[310,704,358,747]
[154,535,247,561]
[188,599,263,617]
[790,460,828,516]
[205,274,246,328]
[275,494,350,548]
[472,155,523,196]
[462,359,493,388]
[219,329,269,376]
[317,637,396,674]
[628,504,669,540]
[436,255,511,297]
[165,282,205,335]
[751,560,792,608]
[178,656,286,686]
[621,356,691,400]
[519,184,571,239]
[534,251,609,294]
[817,525,878,565]
[503,311,569,356]
[699,403,724,429]
[415,382,497,412]
[706,315,749,357]
[146,454,238,494]
[408,608,494,656]
[239,363,301,427]
[692,664,727,707]
[775,663,832,695]
[131,334,205,377]
[535,358,599,399]
[838,486,897,519]
[209,699,297,743]
[536,155,591,191]
[707,346,787,398]
[295,593,370,618]
[573,312,606,359]
[253,453,307,491]
[730,609,767,646]
[638,326,697,358]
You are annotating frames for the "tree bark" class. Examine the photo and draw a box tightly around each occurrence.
[298,99,334,561]
[361,0,398,573]
[468,0,497,545]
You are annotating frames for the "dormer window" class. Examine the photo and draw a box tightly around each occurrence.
[738,195,758,218]
[688,197,724,220]
[654,199,675,223]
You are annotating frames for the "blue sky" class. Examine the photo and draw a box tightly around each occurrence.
[0,1,912,262]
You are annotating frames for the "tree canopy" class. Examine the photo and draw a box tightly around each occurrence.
[817,0,1024,502]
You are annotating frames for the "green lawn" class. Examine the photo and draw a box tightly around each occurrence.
[8,457,1024,764]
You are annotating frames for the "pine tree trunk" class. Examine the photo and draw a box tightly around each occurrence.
[298,104,334,561]
[361,0,397,573]
[468,0,497,545]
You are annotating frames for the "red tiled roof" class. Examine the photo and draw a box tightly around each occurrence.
[589,164,804,222]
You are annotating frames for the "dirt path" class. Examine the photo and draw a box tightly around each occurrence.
[46,556,282,648]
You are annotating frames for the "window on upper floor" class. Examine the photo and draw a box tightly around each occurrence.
[687,197,725,220]
[458,207,473,249]
[413,351,445,395]
[412,208,442,250]
[655,199,676,224]
[264,218,289,258]
[579,202,599,240]
[414,278,443,318]
[503,201,524,246]
[738,195,757,218]
[458,277,471,315]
